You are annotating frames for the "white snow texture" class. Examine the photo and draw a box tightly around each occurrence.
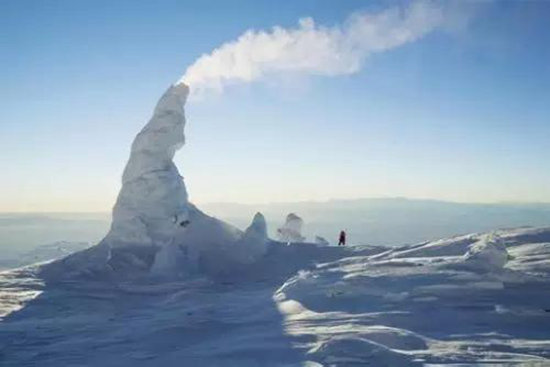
[3,227,550,366]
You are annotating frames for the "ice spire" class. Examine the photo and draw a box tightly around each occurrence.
[41,82,261,280]
[105,83,191,249]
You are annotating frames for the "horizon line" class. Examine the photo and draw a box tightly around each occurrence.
[2,196,550,214]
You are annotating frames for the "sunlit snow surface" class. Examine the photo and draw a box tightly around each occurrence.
[1,227,550,366]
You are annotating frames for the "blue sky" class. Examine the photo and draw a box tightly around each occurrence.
[1,0,549,211]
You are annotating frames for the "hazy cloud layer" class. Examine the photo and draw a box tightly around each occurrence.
[181,1,446,98]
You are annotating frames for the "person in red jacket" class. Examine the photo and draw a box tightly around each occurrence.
[338,230,346,246]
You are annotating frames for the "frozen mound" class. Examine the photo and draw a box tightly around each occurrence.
[379,227,550,265]
[189,212,270,277]
[148,210,271,278]
[273,227,550,365]
[39,84,268,281]
[277,213,305,243]
[383,233,478,259]
[463,234,509,271]
[148,204,244,278]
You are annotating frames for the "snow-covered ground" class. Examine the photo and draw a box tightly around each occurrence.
[3,82,548,366]
[1,226,549,366]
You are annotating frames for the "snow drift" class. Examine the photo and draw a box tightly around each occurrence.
[463,233,509,271]
[3,227,550,366]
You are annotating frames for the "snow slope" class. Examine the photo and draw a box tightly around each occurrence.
[1,226,550,366]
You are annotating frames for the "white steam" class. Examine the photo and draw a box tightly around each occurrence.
[181,1,445,97]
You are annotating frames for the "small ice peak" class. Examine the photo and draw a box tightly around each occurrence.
[227,212,269,265]
[241,212,268,247]
[464,233,509,270]
[245,212,268,238]
[277,213,305,243]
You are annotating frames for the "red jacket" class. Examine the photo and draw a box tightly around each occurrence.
[339,231,346,243]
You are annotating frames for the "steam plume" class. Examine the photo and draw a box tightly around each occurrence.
[181,1,445,97]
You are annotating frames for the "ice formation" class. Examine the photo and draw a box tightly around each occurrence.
[107,83,191,250]
[277,213,305,243]
[238,212,269,263]
[41,84,268,280]
[463,234,509,270]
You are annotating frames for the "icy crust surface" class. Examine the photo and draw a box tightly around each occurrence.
[275,227,550,366]
[2,227,550,366]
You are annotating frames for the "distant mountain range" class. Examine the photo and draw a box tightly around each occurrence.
[1,198,549,268]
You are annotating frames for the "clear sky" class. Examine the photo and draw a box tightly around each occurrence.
[1,0,549,212]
